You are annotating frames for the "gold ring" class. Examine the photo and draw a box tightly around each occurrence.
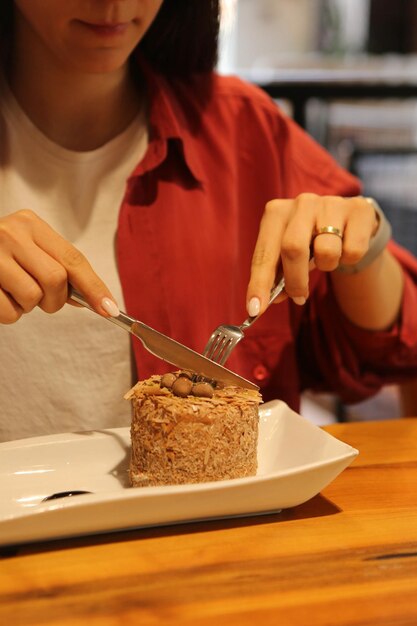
[315,226,343,239]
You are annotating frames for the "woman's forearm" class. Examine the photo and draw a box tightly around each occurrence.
[330,249,404,331]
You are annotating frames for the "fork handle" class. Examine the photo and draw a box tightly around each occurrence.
[241,275,286,330]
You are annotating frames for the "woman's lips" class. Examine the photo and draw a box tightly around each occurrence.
[78,21,130,37]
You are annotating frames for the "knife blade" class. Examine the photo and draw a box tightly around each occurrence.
[130,320,259,390]
[69,289,259,390]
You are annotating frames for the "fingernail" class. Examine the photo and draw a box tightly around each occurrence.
[101,297,120,317]
[248,297,261,317]
[293,296,306,306]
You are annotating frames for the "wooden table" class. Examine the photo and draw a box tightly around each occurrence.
[1,419,417,626]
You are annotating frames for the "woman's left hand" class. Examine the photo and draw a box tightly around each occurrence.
[246,193,378,315]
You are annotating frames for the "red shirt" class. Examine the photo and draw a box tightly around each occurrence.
[117,64,417,411]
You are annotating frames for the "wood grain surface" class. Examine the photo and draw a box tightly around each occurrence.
[1,418,417,626]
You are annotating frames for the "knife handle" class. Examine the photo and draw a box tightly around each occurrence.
[68,287,136,335]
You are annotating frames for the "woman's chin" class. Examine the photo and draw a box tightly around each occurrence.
[68,51,134,75]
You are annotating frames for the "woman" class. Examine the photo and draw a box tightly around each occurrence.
[0,0,416,441]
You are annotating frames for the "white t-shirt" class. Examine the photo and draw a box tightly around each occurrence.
[0,76,148,441]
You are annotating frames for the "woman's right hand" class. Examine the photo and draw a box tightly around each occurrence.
[0,210,119,324]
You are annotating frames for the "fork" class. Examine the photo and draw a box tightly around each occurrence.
[203,275,286,365]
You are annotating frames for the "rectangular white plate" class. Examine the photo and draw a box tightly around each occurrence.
[0,400,358,546]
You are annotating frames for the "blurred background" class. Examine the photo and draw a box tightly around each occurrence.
[218,0,417,424]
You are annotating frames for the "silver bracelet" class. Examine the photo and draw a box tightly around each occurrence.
[337,198,392,275]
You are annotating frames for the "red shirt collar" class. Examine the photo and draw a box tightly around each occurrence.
[130,54,207,185]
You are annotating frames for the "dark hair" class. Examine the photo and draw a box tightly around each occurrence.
[140,1,220,76]
[0,2,13,35]
[0,1,221,77]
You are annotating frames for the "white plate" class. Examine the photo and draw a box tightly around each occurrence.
[0,400,358,546]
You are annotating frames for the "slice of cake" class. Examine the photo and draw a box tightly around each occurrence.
[124,372,262,487]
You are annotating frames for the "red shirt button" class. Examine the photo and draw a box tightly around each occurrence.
[253,364,269,381]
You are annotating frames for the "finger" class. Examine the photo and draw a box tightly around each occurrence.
[0,288,24,324]
[21,211,119,316]
[0,254,44,312]
[44,241,117,316]
[246,199,293,313]
[313,196,346,272]
[280,193,317,302]
[7,243,68,313]
[339,197,377,268]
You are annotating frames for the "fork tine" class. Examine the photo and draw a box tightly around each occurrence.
[217,340,238,365]
[203,333,228,361]
[213,338,234,364]
[204,333,237,365]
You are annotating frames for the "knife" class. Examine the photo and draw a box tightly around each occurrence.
[69,289,259,391]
